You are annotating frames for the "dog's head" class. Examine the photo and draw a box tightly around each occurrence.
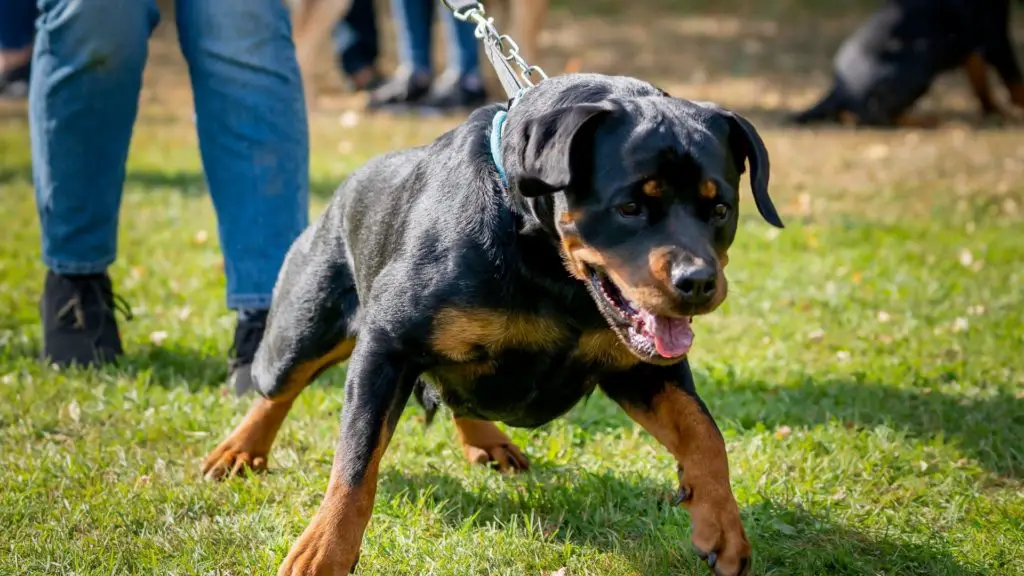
[511,95,783,363]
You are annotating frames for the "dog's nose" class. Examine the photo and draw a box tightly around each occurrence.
[672,262,717,306]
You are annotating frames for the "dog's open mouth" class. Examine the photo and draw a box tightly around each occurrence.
[586,267,693,359]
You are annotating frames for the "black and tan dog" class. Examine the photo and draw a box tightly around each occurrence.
[203,73,783,576]
[792,0,1024,127]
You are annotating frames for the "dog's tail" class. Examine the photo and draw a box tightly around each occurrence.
[790,85,844,125]
[412,378,441,426]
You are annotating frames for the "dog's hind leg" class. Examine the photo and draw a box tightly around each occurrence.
[204,221,359,480]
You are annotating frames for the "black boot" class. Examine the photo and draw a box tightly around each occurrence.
[40,270,130,367]
[228,309,269,395]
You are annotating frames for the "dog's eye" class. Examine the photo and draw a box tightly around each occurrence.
[617,202,644,217]
[712,203,730,221]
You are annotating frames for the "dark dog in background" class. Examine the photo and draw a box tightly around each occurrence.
[203,72,783,576]
[792,0,1024,127]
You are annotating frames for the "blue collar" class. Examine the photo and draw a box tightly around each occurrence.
[489,88,527,188]
[490,109,509,186]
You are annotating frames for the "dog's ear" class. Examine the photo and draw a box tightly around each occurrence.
[515,101,617,197]
[695,102,784,229]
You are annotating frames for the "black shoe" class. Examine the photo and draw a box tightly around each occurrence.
[340,64,384,93]
[0,61,30,100]
[366,67,431,112]
[418,70,487,114]
[40,270,131,367]
[228,309,269,395]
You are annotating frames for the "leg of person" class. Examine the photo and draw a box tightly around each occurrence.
[0,0,38,98]
[334,0,382,92]
[175,0,309,389]
[510,0,547,65]
[291,0,353,109]
[31,0,158,366]
[367,0,433,110]
[421,2,486,112]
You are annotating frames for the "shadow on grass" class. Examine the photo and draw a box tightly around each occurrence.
[717,374,1024,479]
[565,371,1023,479]
[376,468,987,575]
[1,335,229,391]
[0,163,343,200]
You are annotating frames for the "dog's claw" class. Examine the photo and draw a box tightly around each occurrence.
[673,485,692,506]
[707,552,717,568]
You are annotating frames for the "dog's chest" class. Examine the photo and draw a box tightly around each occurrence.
[424,308,637,427]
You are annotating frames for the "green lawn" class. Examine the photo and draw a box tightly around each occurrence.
[2,10,1024,573]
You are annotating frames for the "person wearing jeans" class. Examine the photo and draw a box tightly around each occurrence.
[333,0,383,92]
[31,0,309,392]
[369,0,486,111]
[0,0,36,98]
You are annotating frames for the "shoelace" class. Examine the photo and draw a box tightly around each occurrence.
[56,278,134,330]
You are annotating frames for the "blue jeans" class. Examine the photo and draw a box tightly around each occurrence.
[0,0,37,50]
[29,0,309,310]
[392,0,479,76]
[334,0,379,77]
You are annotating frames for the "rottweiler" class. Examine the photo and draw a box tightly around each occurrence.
[202,72,784,576]
[792,0,1024,127]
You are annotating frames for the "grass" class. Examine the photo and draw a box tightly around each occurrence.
[2,4,1024,575]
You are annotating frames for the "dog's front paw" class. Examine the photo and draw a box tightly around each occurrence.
[202,438,267,481]
[278,516,357,576]
[684,492,751,576]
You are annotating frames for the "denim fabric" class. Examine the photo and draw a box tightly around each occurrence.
[391,0,479,76]
[29,0,309,310]
[0,0,37,50]
[334,0,379,76]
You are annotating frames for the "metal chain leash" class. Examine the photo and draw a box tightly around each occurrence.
[441,0,548,94]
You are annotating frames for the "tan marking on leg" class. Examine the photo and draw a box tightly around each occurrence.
[202,338,356,481]
[454,417,529,473]
[277,428,390,576]
[617,386,750,576]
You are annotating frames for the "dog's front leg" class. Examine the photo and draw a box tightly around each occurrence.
[278,329,417,576]
[600,361,750,576]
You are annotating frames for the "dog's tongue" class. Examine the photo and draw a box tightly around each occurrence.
[647,314,694,358]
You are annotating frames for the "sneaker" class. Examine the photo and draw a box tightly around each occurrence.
[228,309,269,395]
[40,270,131,367]
[418,70,487,114]
[366,67,431,112]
